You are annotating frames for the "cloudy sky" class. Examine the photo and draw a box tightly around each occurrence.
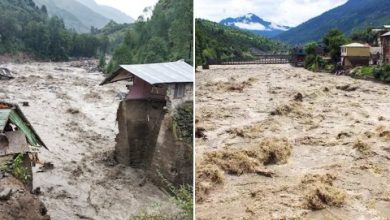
[195,0,348,27]
[95,0,159,19]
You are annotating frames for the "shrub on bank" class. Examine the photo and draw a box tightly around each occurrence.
[353,64,390,83]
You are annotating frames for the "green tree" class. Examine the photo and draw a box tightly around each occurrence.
[323,29,349,63]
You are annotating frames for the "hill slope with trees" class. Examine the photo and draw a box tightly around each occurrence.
[277,0,390,44]
[0,0,107,61]
[106,0,193,73]
[33,0,112,33]
[195,19,288,67]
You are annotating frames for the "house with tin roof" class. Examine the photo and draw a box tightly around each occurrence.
[341,43,370,67]
[100,60,193,188]
[0,102,47,190]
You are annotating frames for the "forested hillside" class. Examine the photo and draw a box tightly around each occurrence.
[195,19,287,67]
[92,21,133,54]
[33,0,111,33]
[0,0,107,61]
[106,0,193,73]
[277,0,390,44]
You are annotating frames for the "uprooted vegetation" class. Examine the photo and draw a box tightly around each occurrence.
[196,138,292,202]
[205,78,256,93]
[353,139,371,156]
[301,174,346,210]
[336,84,359,92]
[270,101,311,119]
[226,119,280,138]
[195,164,225,203]
[376,126,390,141]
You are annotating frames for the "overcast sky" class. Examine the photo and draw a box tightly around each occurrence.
[195,0,348,27]
[95,0,159,19]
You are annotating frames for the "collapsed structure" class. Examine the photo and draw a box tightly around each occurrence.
[0,102,47,190]
[101,60,193,187]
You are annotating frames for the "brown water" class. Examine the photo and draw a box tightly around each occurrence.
[196,64,390,220]
[0,62,177,220]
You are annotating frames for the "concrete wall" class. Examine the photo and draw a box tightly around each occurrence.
[166,83,193,112]
[342,47,370,57]
[342,56,370,67]
[115,100,166,168]
[147,114,193,187]
[114,99,193,188]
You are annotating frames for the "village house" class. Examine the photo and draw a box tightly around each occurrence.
[0,102,47,190]
[371,25,390,64]
[100,60,193,187]
[381,31,390,63]
[340,43,370,67]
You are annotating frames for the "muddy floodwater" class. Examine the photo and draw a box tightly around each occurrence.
[196,64,390,220]
[0,62,177,220]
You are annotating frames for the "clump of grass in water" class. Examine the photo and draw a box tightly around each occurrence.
[353,139,371,155]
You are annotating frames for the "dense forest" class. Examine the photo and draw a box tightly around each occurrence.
[106,0,193,73]
[0,0,107,61]
[195,19,288,67]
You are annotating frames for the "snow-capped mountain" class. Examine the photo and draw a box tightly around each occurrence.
[219,13,291,38]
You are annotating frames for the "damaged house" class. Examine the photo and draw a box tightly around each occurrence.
[0,102,47,190]
[100,60,193,187]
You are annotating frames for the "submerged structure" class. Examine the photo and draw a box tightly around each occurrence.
[0,102,47,190]
[101,60,193,187]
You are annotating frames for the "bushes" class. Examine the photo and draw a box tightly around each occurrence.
[373,64,390,82]
[305,55,326,72]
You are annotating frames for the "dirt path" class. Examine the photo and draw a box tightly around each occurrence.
[196,64,390,220]
[0,62,177,220]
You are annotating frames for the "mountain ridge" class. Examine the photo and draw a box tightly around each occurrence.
[276,0,390,44]
[75,0,133,24]
[33,0,133,33]
[220,13,290,38]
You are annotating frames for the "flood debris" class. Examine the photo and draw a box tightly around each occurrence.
[270,102,309,118]
[0,101,47,191]
[0,176,50,220]
[336,84,359,92]
[305,185,346,210]
[293,92,303,102]
[353,139,371,155]
[196,138,292,201]
[0,67,15,80]
[195,126,207,139]
[195,164,224,203]
[301,173,346,210]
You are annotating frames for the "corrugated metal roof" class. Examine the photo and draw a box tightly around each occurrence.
[341,43,369,48]
[381,31,390,37]
[0,102,47,149]
[0,109,11,132]
[101,60,193,85]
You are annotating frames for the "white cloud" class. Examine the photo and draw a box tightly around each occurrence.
[95,0,159,18]
[195,0,348,27]
[235,22,267,30]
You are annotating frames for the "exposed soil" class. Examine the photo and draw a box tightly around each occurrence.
[195,64,390,220]
[0,62,177,220]
[0,176,50,220]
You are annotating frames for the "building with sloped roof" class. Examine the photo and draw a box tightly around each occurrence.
[101,60,193,188]
[341,43,370,67]
[0,102,47,190]
[381,31,390,63]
